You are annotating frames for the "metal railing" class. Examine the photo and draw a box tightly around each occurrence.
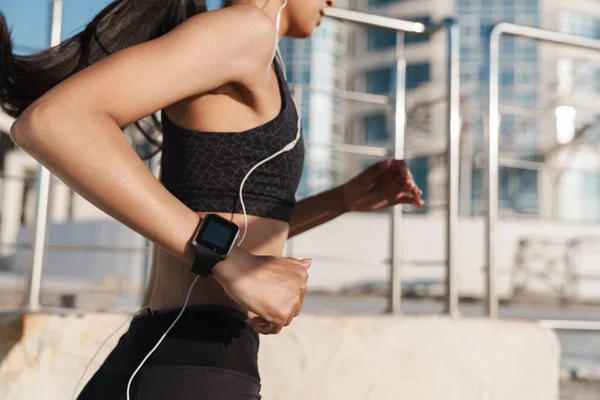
[324,8,461,316]
[486,22,600,320]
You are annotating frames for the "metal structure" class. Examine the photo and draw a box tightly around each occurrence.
[389,30,407,314]
[325,8,461,315]
[486,22,600,317]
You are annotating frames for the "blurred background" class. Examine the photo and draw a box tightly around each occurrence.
[0,0,599,399]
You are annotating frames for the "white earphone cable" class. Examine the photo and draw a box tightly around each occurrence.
[125,275,200,400]
[70,307,148,400]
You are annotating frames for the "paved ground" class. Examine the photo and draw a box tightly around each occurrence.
[560,380,600,400]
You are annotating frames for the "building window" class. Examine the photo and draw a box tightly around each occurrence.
[367,29,397,51]
[302,70,311,85]
[364,114,388,143]
[500,70,514,85]
[366,68,394,94]
[366,63,430,94]
[406,63,430,90]
[472,166,539,216]
[558,11,600,39]
[511,168,539,215]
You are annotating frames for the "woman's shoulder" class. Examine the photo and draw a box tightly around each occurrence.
[17,4,281,130]
[185,5,277,51]
[176,4,278,78]
[211,3,276,24]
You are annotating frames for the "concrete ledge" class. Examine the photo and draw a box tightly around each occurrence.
[0,313,560,400]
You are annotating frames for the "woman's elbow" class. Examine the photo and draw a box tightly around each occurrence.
[10,101,60,150]
[10,114,33,150]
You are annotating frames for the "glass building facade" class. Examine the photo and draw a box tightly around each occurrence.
[555,8,600,221]
[353,0,544,216]
[458,0,541,216]
[279,19,348,198]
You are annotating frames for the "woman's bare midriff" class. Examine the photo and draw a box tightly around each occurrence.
[145,66,289,315]
[143,211,290,316]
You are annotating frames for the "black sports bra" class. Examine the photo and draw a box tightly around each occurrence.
[160,55,305,222]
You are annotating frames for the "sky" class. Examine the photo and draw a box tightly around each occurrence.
[0,0,222,54]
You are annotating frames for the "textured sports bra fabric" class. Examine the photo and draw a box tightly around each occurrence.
[160,55,305,222]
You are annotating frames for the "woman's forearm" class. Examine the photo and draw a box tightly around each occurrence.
[11,104,200,266]
[288,185,348,239]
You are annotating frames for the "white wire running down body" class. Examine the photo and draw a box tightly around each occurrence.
[70,308,149,400]
[121,2,300,400]
[125,275,200,400]
[239,0,298,247]
[275,0,287,37]
[237,77,301,246]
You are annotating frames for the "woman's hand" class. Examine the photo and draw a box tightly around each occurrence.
[341,158,425,213]
[211,247,311,335]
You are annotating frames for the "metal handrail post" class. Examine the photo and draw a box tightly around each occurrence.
[24,0,63,313]
[387,33,407,314]
[443,18,461,317]
[486,23,600,317]
[486,27,501,318]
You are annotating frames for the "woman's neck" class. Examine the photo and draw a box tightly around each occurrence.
[229,0,288,38]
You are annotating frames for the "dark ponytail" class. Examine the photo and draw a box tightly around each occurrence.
[0,0,226,159]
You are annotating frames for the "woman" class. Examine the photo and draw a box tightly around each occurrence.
[1,0,424,399]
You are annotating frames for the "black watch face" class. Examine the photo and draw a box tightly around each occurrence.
[194,214,239,256]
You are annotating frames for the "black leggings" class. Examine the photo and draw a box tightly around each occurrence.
[77,305,262,400]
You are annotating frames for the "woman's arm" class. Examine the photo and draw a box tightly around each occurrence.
[288,186,348,239]
[288,159,424,239]
[10,5,276,267]
[12,6,315,335]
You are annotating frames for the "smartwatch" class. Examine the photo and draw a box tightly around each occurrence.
[190,214,240,278]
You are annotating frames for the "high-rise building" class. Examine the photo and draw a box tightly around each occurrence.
[538,0,600,221]
[337,0,600,220]
[279,12,350,198]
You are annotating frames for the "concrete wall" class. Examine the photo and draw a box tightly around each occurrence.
[287,213,600,302]
[0,312,560,400]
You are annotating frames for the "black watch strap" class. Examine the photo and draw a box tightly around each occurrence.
[191,244,226,278]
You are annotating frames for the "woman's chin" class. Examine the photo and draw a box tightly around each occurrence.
[286,26,316,39]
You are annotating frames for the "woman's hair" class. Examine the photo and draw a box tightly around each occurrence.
[0,0,231,159]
